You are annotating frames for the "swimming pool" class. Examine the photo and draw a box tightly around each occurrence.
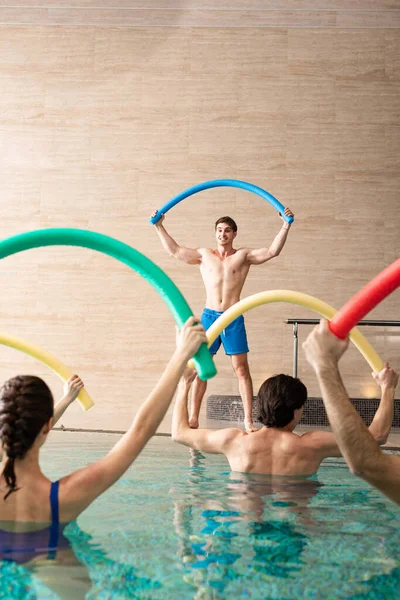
[1,431,399,599]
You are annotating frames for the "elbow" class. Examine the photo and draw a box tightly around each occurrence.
[349,462,381,483]
[348,463,364,478]
[376,434,388,446]
[172,433,184,445]
[348,457,370,479]
[347,453,381,480]
[172,249,187,261]
[172,426,188,446]
[372,429,389,446]
[171,427,182,444]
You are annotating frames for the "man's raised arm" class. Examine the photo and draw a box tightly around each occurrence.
[172,369,240,454]
[367,365,398,444]
[150,211,202,265]
[246,207,294,265]
[303,318,400,506]
[301,365,397,460]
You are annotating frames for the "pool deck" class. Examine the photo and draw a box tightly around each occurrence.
[55,418,400,450]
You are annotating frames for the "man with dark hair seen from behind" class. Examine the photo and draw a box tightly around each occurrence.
[151,208,294,432]
[171,363,397,476]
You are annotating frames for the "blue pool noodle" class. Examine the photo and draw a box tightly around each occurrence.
[149,179,294,225]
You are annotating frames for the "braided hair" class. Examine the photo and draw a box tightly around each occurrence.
[0,376,53,500]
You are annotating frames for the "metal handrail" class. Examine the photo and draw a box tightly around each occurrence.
[286,319,400,377]
[286,319,400,326]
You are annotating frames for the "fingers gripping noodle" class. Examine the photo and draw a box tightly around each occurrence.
[0,332,94,411]
[0,229,216,383]
[188,290,383,372]
[329,258,400,340]
[149,179,294,225]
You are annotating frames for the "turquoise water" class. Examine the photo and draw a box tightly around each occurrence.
[1,432,400,599]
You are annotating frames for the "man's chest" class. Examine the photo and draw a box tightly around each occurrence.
[202,252,248,277]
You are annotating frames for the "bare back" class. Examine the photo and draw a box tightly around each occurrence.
[199,248,251,311]
[0,471,53,524]
[224,428,332,476]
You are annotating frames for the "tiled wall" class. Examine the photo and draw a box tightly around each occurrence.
[0,5,399,432]
[207,395,400,428]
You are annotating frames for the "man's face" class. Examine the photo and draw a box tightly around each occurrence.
[215,223,237,246]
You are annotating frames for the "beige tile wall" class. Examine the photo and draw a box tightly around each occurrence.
[1,2,400,28]
[0,13,399,432]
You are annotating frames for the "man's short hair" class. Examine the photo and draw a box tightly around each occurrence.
[215,216,237,233]
[256,374,307,428]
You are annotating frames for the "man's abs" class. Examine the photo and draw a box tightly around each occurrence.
[199,249,250,311]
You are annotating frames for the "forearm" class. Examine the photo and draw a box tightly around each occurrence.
[368,387,395,444]
[109,350,188,464]
[172,383,192,445]
[155,225,180,257]
[269,223,290,256]
[53,396,73,425]
[316,365,384,477]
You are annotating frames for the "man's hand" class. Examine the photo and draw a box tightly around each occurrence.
[372,364,399,391]
[303,318,349,372]
[63,375,84,404]
[279,207,294,227]
[150,210,165,227]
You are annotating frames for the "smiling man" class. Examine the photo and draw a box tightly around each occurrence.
[151,208,294,432]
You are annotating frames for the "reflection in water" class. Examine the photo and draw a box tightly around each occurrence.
[171,449,400,599]
[172,449,241,598]
[347,566,400,599]
[0,521,91,600]
[68,524,161,599]
[0,522,161,600]
[2,440,400,599]
[171,449,322,598]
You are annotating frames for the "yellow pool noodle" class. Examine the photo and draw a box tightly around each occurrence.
[0,332,94,410]
[188,290,383,372]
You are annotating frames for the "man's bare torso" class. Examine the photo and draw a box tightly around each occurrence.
[198,248,250,311]
[224,428,325,477]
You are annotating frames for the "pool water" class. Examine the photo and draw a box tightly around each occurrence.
[1,432,399,599]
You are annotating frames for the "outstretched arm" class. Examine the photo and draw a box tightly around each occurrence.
[246,208,294,265]
[301,364,398,459]
[303,319,400,506]
[172,371,240,454]
[367,365,398,444]
[61,318,208,519]
[53,375,84,425]
[151,211,202,264]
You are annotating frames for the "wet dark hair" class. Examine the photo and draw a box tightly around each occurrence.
[0,376,53,500]
[215,216,237,233]
[256,374,307,429]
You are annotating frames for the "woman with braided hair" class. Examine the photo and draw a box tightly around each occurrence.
[0,374,84,464]
[0,317,207,564]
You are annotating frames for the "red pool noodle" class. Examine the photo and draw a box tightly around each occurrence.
[329,258,400,339]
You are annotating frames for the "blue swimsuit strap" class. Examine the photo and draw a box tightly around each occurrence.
[47,480,60,559]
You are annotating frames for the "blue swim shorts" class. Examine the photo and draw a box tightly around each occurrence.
[201,308,249,356]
